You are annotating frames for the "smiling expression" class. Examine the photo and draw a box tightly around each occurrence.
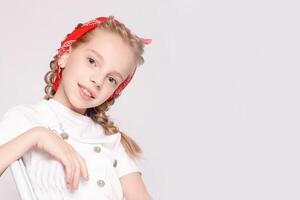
[53,29,137,114]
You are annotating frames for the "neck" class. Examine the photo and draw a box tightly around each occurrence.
[52,86,87,115]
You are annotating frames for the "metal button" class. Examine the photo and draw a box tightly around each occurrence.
[93,146,101,153]
[60,132,69,140]
[97,179,105,187]
[113,159,117,167]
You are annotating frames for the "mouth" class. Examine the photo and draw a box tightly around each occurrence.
[78,83,95,100]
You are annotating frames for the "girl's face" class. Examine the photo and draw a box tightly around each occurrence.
[53,29,137,115]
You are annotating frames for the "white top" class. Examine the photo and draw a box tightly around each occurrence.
[0,98,141,200]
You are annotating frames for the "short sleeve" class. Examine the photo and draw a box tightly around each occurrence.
[115,144,142,178]
[0,107,37,146]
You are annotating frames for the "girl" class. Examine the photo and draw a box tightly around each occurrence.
[0,15,152,200]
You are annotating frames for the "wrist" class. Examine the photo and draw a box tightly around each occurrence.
[28,126,48,148]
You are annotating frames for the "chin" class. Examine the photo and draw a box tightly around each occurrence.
[66,94,87,112]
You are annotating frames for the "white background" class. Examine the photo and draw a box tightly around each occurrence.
[0,0,299,199]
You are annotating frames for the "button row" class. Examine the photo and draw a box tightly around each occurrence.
[54,132,117,188]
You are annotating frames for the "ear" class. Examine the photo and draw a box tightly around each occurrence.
[58,47,72,69]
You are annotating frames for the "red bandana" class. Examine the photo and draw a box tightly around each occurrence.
[53,16,151,101]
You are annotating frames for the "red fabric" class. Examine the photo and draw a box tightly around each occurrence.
[53,16,151,101]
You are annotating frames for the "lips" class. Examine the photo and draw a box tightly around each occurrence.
[78,83,95,99]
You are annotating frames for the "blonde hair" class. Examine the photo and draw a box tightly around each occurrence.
[43,16,146,159]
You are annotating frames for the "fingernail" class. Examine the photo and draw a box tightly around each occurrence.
[66,183,70,189]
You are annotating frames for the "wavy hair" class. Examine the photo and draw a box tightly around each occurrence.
[43,16,146,159]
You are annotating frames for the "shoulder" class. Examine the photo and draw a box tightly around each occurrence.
[115,141,142,178]
[0,100,44,146]
[1,99,46,123]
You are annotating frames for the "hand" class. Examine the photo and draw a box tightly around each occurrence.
[34,127,89,190]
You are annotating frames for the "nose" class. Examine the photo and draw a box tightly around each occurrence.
[90,75,103,89]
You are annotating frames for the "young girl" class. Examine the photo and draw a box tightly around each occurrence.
[0,15,152,200]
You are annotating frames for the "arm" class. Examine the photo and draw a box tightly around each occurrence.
[120,172,152,200]
[0,126,43,176]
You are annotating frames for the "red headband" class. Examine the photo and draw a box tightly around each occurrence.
[53,16,151,101]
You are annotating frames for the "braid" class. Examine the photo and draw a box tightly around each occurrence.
[43,16,146,159]
[87,98,143,159]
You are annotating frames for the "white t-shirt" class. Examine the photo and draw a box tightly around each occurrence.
[0,98,141,200]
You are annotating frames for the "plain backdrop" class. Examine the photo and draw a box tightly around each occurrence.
[0,0,300,199]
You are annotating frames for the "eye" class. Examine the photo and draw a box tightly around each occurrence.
[87,57,96,65]
[108,77,118,85]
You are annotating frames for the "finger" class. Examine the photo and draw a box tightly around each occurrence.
[68,154,76,188]
[65,148,76,189]
[70,153,81,190]
[61,155,73,189]
[75,152,89,181]
[67,145,81,189]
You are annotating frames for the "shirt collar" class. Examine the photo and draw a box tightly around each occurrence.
[41,98,92,126]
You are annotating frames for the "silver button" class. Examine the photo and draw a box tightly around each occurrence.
[93,146,101,153]
[113,159,117,167]
[97,179,105,187]
[60,132,69,140]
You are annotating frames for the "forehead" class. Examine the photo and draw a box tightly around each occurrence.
[80,29,136,76]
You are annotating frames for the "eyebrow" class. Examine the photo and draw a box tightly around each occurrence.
[87,49,125,81]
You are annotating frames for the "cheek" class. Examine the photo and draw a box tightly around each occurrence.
[61,65,86,86]
[72,61,91,77]
[95,87,116,99]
